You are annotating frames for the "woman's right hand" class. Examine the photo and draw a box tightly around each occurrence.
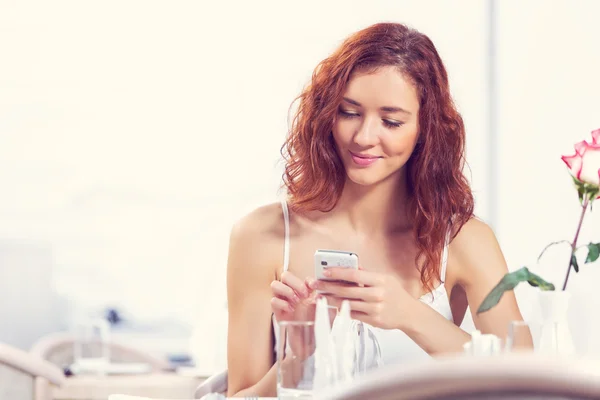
[271,271,318,363]
[270,271,316,322]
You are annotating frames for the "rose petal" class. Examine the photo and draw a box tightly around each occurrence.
[580,148,600,185]
[592,129,600,145]
[562,153,583,179]
[575,140,589,156]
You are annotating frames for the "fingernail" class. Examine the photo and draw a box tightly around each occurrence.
[323,270,331,277]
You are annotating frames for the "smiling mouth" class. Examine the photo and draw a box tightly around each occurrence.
[349,151,381,167]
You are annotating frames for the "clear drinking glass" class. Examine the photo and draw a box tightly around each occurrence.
[506,319,576,355]
[505,320,537,353]
[73,317,111,375]
[277,320,316,399]
[277,304,338,399]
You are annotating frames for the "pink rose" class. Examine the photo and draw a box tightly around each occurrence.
[561,129,600,192]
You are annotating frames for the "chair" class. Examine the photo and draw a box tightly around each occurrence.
[0,341,65,400]
[193,368,227,398]
[30,331,170,371]
[315,353,600,400]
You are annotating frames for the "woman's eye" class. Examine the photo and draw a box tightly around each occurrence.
[338,109,403,129]
[383,119,403,129]
[339,109,359,118]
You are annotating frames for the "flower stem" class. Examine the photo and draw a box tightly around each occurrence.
[562,198,590,290]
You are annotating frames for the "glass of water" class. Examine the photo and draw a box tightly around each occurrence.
[505,319,576,355]
[73,317,111,375]
[505,320,536,353]
[277,303,339,399]
[277,320,317,399]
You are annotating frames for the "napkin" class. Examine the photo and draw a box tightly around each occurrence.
[463,330,502,356]
[313,297,357,391]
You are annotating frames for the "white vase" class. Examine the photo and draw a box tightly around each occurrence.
[537,291,576,356]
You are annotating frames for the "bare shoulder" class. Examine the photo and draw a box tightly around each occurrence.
[448,219,524,332]
[448,217,508,287]
[450,217,499,256]
[228,202,286,279]
[230,202,285,248]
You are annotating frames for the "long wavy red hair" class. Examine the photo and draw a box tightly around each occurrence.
[281,22,474,290]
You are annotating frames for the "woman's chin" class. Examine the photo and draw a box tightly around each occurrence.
[345,166,404,188]
[345,171,382,187]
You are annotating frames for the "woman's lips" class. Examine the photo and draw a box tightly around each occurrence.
[349,151,381,167]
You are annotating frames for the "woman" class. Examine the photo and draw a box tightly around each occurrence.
[226,22,524,397]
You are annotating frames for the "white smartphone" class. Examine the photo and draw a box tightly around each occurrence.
[314,249,359,281]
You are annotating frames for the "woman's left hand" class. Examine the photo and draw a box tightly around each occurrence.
[306,267,416,330]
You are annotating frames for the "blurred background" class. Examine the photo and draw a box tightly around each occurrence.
[1,0,599,376]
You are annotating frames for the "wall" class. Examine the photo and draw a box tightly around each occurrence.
[495,0,600,355]
[2,0,494,368]
[0,241,67,349]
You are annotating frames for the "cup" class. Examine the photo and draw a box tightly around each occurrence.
[73,317,111,375]
[505,319,577,356]
[276,302,339,399]
[277,320,316,400]
[505,320,538,353]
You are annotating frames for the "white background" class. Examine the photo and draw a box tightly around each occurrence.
[495,0,600,356]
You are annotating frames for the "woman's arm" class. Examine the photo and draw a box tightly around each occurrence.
[453,218,525,341]
[403,218,525,354]
[315,218,525,356]
[401,300,471,355]
[226,214,278,397]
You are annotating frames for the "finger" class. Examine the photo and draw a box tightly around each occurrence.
[281,271,310,298]
[271,296,294,314]
[350,310,372,324]
[321,296,371,313]
[314,280,357,297]
[305,276,318,290]
[271,280,300,304]
[322,267,382,287]
[307,276,355,291]
[316,281,382,302]
[303,277,320,297]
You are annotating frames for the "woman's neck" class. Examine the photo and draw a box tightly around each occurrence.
[332,170,411,236]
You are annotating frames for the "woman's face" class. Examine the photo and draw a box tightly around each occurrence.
[332,66,420,187]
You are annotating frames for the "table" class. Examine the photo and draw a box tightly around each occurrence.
[52,373,205,400]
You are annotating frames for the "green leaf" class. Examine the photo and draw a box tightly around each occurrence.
[588,188,599,203]
[586,243,600,264]
[571,254,580,272]
[572,175,585,188]
[526,273,556,290]
[572,176,586,203]
[477,267,555,314]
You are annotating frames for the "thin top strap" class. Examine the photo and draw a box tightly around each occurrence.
[281,199,290,273]
[440,232,450,283]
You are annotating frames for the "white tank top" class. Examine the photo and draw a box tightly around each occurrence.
[275,199,453,367]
